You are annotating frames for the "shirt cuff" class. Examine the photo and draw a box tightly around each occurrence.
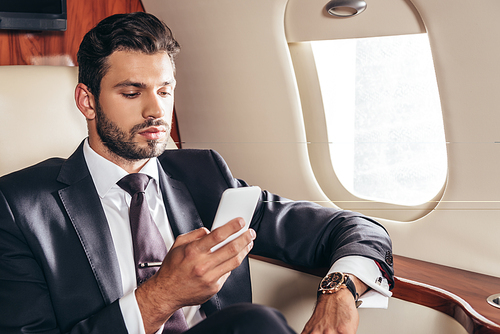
[119,290,146,334]
[120,290,166,334]
[329,256,392,308]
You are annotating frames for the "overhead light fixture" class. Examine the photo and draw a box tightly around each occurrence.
[325,0,367,17]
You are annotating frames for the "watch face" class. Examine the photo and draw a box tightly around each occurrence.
[320,272,344,290]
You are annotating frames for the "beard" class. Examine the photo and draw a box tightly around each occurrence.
[94,101,171,161]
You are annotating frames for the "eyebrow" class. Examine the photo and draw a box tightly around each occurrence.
[113,79,176,89]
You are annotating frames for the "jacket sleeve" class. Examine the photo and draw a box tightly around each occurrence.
[159,148,394,288]
[207,150,395,288]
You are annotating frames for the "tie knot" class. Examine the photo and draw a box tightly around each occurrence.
[117,173,152,196]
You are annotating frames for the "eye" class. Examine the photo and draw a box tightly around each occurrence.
[158,90,173,98]
[122,92,140,99]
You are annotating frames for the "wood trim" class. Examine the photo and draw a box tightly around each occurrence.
[393,256,500,334]
[249,254,500,334]
[0,0,145,66]
[171,107,182,148]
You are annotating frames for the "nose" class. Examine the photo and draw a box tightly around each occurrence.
[143,91,168,119]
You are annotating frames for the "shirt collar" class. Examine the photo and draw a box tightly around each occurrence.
[83,138,160,198]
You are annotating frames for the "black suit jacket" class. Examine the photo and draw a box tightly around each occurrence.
[0,141,393,333]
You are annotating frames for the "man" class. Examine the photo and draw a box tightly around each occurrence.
[0,12,393,334]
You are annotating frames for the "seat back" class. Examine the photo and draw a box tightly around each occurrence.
[0,65,175,177]
[0,66,86,176]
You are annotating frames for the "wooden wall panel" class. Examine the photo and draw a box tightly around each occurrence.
[0,0,145,66]
[0,0,182,146]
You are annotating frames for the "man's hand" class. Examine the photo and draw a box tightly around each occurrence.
[136,218,256,334]
[301,275,367,334]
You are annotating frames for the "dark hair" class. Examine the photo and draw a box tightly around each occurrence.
[77,12,180,99]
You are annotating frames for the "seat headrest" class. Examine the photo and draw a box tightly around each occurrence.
[0,65,177,177]
[0,66,87,176]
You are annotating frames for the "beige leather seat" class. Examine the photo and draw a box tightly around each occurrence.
[0,65,175,177]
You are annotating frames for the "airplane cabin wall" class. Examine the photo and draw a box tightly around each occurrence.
[144,0,500,279]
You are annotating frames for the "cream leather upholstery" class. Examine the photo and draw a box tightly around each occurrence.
[0,65,176,177]
[0,66,86,176]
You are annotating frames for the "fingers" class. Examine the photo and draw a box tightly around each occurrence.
[209,227,256,275]
[172,227,210,248]
[209,217,255,254]
[206,217,247,250]
[213,227,255,259]
[147,222,256,313]
[181,218,256,278]
[172,219,255,270]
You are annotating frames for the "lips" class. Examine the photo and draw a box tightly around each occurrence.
[138,126,167,140]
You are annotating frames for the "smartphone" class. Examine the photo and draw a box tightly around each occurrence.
[210,186,261,252]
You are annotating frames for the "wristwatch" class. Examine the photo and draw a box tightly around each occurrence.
[318,272,361,307]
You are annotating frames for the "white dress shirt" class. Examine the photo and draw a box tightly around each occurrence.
[82,139,390,333]
[83,140,203,333]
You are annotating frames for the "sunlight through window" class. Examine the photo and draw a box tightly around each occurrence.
[311,34,447,205]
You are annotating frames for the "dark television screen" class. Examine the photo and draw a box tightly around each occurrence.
[0,0,67,31]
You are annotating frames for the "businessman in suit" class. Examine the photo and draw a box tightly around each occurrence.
[0,12,393,334]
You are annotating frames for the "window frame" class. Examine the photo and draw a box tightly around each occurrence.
[289,40,448,222]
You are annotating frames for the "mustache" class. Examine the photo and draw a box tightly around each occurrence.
[130,119,171,137]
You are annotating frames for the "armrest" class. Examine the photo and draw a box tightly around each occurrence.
[249,254,500,334]
[393,255,500,334]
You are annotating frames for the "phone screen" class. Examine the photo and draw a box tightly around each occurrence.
[210,186,261,252]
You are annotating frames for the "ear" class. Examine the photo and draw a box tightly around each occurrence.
[75,83,97,120]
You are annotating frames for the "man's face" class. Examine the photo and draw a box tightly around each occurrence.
[91,50,176,162]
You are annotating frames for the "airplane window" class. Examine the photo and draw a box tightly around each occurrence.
[310,33,447,206]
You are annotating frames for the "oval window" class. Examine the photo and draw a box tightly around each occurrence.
[311,33,447,205]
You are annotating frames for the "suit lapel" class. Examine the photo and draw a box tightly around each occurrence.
[157,161,204,237]
[55,144,215,307]
[157,160,224,314]
[57,143,123,305]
